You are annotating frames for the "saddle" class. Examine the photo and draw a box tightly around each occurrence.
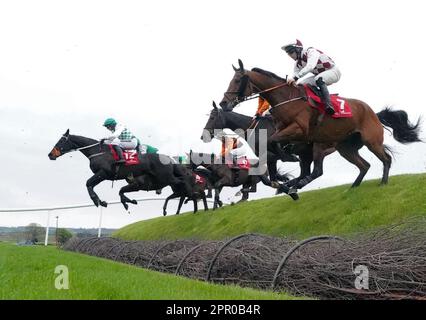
[108,145,140,166]
[300,85,353,118]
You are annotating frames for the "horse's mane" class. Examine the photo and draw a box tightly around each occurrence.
[251,68,286,82]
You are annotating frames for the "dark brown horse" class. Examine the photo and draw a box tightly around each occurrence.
[220,60,421,191]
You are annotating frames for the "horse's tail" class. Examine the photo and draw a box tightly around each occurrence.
[376,107,422,144]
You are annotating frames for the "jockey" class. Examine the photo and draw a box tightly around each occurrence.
[217,128,257,167]
[254,97,270,119]
[102,118,138,164]
[281,39,341,115]
[215,129,279,188]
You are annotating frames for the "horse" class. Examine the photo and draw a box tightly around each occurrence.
[162,165,211,216]
[219,60,421,191]
[202,101,334,192]
[48,129,193,210]
[189,151,297,209]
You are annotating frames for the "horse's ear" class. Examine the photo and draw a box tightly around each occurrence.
[238,59,244,71]
[232,64,238,72]
[212,101,217,109]
[65,129,70,136]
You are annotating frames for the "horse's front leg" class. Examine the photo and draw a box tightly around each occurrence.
[176,196,186,215]
[86,170,108,207]
[213,181,226,210]
[163,193,180,216]
[284,151,313,188]
[118,182,141,211]
[293,143,329,191]
[271,122,305,142]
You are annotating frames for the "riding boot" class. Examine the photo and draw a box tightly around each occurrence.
[112,145,126,164]
[316,77,335,115]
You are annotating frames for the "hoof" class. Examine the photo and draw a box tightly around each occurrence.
[163,211,167,216]
[275,184,289,195]
[130,199,137,205]
[288,188,299,201]
[123,203,129,211]
[100,201,108,208]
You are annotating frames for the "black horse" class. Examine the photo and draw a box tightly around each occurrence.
[162,165,211,216]
[188,151,295,209]
[202,102,299,185]
[202,103,332,194]
[48,130,192,210]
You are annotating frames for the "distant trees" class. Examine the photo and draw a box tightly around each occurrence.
[25,223,44,243]
[57,228,73,246]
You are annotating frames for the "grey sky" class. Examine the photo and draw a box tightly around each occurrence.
[1,0,425,228]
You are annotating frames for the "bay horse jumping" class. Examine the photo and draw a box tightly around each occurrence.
[48,130,193,210]
[220,60,421,191]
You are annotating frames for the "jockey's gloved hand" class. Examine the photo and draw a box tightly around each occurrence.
[287,77,297,86]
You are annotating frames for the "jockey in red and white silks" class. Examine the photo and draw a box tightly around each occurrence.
[282,39,341,115]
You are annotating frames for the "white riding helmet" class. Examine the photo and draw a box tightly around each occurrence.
[281,39,303,53]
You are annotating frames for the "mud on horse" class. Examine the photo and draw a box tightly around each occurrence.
[219,59,421,192]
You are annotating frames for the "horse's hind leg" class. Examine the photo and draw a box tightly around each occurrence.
[201,194,209,211]
[366,143,392,185]
[336,143,371,188]
[192,197,198,214]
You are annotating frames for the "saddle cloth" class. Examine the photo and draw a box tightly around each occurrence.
[193,173,206,185]
[304,85,352,118]
[225,157,251,170]
[109,145,140,166]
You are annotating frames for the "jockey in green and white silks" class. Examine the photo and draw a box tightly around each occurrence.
[102,118,138,163]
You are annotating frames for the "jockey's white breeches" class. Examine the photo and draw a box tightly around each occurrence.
[298,66,341,86]
[109,137,138,150]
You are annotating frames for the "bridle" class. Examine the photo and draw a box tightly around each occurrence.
[224,71,291,107]
[55,135,101,157]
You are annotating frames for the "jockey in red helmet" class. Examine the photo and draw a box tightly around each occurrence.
[281,39,341,115]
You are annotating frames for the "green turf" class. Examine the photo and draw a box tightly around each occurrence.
[0,242,298,300]
[114,173,426,241]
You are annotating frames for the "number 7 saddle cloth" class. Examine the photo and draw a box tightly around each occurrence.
[304,85,353,118]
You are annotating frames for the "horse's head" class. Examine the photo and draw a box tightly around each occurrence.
[48,129,75,160]
[201,101,226,142]
[220,59,254,112]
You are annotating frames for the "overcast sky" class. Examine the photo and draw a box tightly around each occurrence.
[1,0,425,228]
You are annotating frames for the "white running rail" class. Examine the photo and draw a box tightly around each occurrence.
[0,197,220,245]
